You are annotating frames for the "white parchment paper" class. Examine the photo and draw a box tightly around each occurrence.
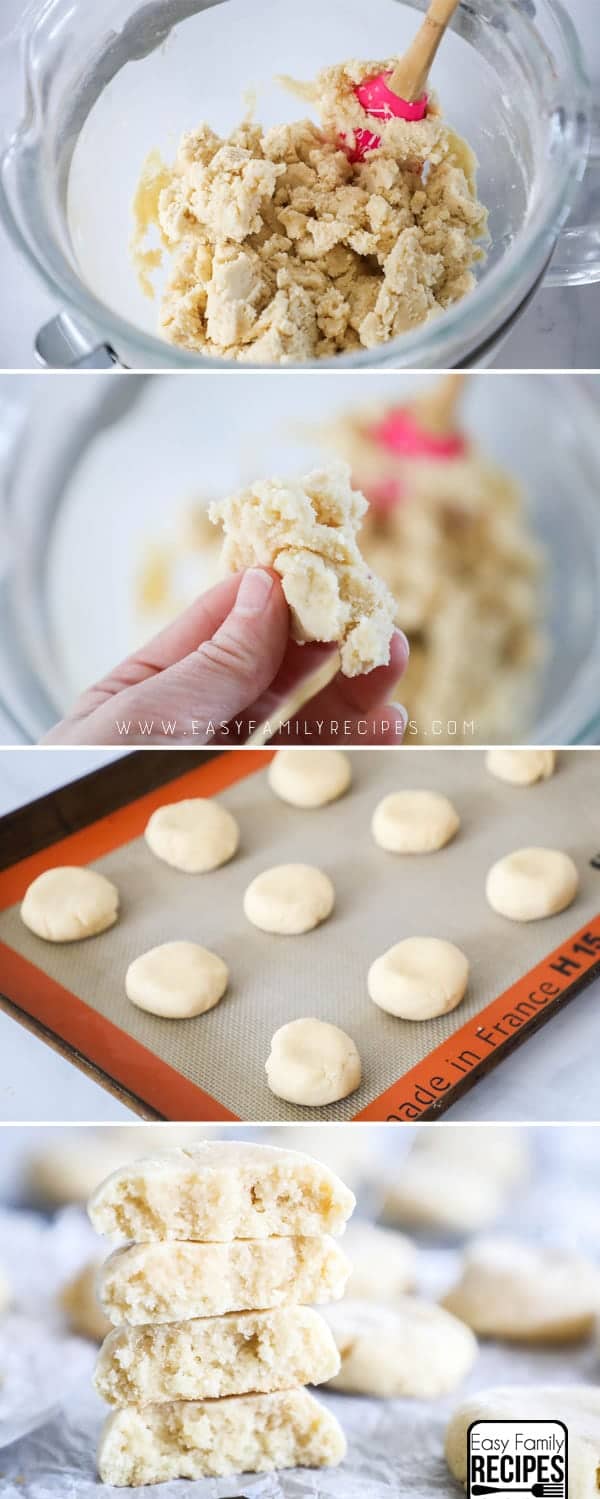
[1,1199,599,1499]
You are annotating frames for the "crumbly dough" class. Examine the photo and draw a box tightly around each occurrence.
[20,866,119,943]
[486,847,579,921]
[88,1140,355,1242]
[244,864,334,935]
[125,940,228,1019]
[486,749,556,785]
[266,1019,362,1106]
[144,797,239,872]
[330,393,544,743]
[371,789,459,852]
[343,1221,417,1301]
[323,1297,477,1398]
[442,1237,600,1343]
[445,1386,600,1499]
[60,1261,111,1342]
[368,937,469,1020]
[269,749,351,807]
[98,1389,346,1485]
[98,1234,350,1326]
[132,52,487,364]
[94,1305,340,1406]
[210,462,396,676]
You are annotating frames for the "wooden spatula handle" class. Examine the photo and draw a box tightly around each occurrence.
[389,0,462,101]
[411,372,466,433]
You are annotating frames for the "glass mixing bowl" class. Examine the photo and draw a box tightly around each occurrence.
[0,0,598,369]
[0,371,598,743]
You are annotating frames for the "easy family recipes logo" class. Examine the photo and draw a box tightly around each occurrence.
[468,1420,568,1499]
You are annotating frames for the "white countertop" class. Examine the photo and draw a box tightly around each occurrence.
[0,0,598,371]
[1,749,598,1125]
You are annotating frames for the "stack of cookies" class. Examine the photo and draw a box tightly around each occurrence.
[88,1140,354,1486]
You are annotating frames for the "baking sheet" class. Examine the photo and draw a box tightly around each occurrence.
[0,750,599,1122]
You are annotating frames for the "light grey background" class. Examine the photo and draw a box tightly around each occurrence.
[0,0,598,370]
[1,749,599,1125]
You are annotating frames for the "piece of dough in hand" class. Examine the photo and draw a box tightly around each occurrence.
[368,937,469,1020]
[446,1386,600,1498]
[21,867,119,943]
[486,749,556,785]
[486,847,578,921]
[126,941,228,1018]
[244,864,334,934]
[269,749,351,808]
[372,791,459,853]
[323,1297,477,1398]
[442,1237,600,1343]
[145,799,239,873]
[266,1019,361,1106]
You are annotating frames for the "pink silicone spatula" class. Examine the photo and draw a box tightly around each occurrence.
[348,0,462,162]
[369,374,468,466]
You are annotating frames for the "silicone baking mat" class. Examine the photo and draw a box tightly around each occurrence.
[0,750,599,1122]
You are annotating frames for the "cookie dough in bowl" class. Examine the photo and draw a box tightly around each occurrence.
[125,941,228,1018]
[266,1018,362,1106]
[20,866,119,943]
[368,937,469,1020]
[486,847,579,921]
[442,1237,600,1344]
[145,798,239,872]
[268,749,351,808]
[323,1296,477,1398]
[372,789,460,852]
[244,864,335,935]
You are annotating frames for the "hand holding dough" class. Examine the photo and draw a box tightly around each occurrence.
[145,798,239,872]
[268,749,351,808]
[125,941,228,1018]
[372,790,459,852]
[368,937,469,1020]
[486,847,578,921]
[21,867,119,943]
[244,864,334,935]
[266,1019,362,1106]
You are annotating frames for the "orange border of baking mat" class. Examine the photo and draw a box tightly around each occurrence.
[0,751,272,1121]
[1,749,599,1123]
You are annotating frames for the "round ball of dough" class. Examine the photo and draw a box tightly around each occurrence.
[21,867,119,943]
[442,1237,600,1344]
[486,750,556,786]
[368,937,469,1020]
[323,1297,477,1398]
[372,791,459,853]
[486,847,578,922]
[266,1019,361,1106]
[244,865,334,935]
[268,749,351,809]
[145,799,239,873]
[126,941,228,1019]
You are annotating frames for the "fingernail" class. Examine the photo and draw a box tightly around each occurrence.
[394,628,410,657]
[235,568,274,615]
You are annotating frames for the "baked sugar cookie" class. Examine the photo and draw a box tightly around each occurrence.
[446,1387,600,1499]
[269,749,351,808]
[145,798,239,872]
[99,1234,350,1325]
[486,749,556,785]
[486,847,578,921]
[125,941,228,1018]
[442,1237,600,1343]
[266,1019,361,1106]
[60,1262,110,1342]
[368,937,469,1020]
[94,1306,340,1405]
[21,866,119,943]
[381,1160,507,1235]
[88,1140,355,1242]
[323,1297,477,1398]
[372,791,459,853]
[98,1389,346,1484]
[244,864,334,934]
[343,1222,417,1301]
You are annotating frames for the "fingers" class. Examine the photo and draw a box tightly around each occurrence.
[44,570,291,745]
